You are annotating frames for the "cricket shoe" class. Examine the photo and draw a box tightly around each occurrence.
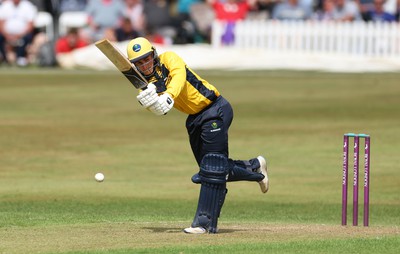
[183,226,207,234]
[256,156,269,193]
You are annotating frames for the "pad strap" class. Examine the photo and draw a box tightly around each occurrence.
[191,159,264,183]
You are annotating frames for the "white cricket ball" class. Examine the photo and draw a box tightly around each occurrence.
[95,172,105,182]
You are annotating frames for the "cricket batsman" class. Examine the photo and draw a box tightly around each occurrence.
[127,37,269,234]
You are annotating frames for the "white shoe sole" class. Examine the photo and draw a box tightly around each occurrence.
[183,227,207,234]
[257,156,269,193]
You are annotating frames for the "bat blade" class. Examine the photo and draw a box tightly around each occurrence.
[95,39,147,89]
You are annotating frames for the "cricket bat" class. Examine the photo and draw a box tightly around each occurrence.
[95,39,148,90]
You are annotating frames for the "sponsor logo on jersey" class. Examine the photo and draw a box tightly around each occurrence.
[210,122,221,132]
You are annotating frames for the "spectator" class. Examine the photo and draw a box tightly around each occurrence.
[332,0,362,21]
[177,0,201,18]
[355,0,375,18]
[383,0,398,20]
[208,0,256,22]
[207,0,257,45]
[84,0,125,42]
[59,0,88,13]
[0,0,38,66]
[55,27,88,54]
[396,0,400,20]
[299,0,315,15]
[313,0,336,20]
[143,0,176,45]
[363,0,397,21]
[174,0,201,44]
[55,27,88,68]
[272,0,313,20]
[114,16,139,41]
[187,1,215,43]
[124,0,145,36]
[255,0,279,19]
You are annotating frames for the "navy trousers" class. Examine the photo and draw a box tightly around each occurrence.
[186,96,232,165]
[0,33,33,61]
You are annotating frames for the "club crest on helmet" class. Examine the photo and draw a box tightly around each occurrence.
[133,44,141,52]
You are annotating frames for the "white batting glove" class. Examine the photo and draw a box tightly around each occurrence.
[136,83,158,108]
[148,93,174,116]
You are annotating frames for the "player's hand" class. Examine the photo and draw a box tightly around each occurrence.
[148,93,174,116]
[136,83,158,108]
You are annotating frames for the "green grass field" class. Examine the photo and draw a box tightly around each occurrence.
[1,69,399,253]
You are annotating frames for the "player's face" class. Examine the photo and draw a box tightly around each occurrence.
[134,54,154,76]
